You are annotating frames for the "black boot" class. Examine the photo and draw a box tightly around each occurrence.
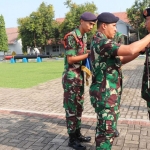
[76,128,91,142]
[68,133,86,150]
[114,129,119,137]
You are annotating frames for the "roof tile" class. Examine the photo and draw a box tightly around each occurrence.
[6,28,18,44]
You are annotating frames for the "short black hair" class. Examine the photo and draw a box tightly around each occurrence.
[97,21,110,29]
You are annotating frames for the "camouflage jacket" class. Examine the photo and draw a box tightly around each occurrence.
[113,32,125,44]
[90,31,122,107]
[62,28,87,86]
[141,47,150,101]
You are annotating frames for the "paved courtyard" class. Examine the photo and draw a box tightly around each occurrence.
[0,57,150,150]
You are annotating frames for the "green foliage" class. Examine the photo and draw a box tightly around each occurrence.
[17,1,98,52]
[18,2,59,52]
[59,0,98,42]
[126,0,150,39]
[0,15,8,52]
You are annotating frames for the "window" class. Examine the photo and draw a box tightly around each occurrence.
[52,45,59,52]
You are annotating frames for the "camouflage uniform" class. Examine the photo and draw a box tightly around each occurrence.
[113,32,125,44]
[141,7,150,120]
[113,32,125,122]
[141,48,150,119]
[62,28,87,134]
[89,31,122,150]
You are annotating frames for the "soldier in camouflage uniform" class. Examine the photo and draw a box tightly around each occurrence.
[62,12,97,150]
[89,12,150,150]
[141,8,150,120]
[112,31,125,137]
[113,32,125,44]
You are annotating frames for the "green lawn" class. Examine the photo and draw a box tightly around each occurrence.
[0,60,64,88]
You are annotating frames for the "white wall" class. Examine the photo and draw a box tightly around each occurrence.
[45,44,65,56]
[0,38,23,56]
[9,39,23,54]
[116,20,128,36]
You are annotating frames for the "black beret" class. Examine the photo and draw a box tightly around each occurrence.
[143,8,150,18]
[97,12,119,23]
[80,12,97,22]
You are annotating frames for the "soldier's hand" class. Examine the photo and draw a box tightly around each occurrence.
[141,48,146,52]
[139,48,146,54]
[147,43,150,48]
[86,50,91,54]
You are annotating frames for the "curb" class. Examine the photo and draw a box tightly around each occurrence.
[0,109,150,126]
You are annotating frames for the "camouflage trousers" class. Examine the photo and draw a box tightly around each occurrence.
[90,96,120,150]
[146,101,150,120]
[63,84,84,134]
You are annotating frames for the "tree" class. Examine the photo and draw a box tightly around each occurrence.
[126,0,150,39]
[60,0,97,43]
[0,15,8,52]
[18,2,59,52]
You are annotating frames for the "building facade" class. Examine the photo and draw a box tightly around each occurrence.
[1,12,135,59]
[45,12,133,56]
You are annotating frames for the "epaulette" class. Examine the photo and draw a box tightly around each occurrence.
[74,28,82,39]
[63,30,83,49]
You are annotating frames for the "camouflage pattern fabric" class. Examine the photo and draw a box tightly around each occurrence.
[141,47,150,119]
[113,32,125,124]
[89,31,122,150]
[113,32,125,44]
[62,28,87,134]
[147,101,150,120]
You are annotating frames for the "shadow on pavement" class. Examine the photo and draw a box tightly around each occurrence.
[0,112,96,150]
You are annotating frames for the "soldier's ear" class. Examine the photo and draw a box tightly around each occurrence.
[102,23,107,30]
[80,19,82,24]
